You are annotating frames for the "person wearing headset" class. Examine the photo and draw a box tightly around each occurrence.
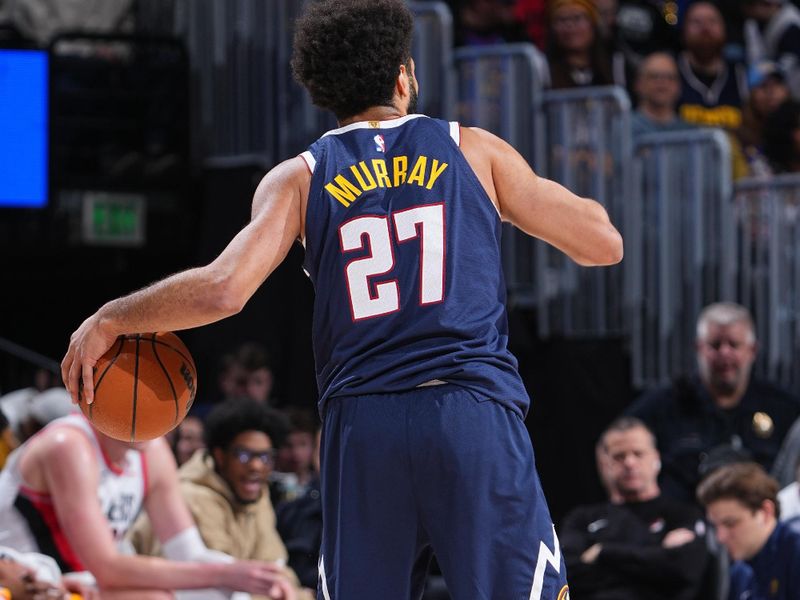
[559,417,710,600]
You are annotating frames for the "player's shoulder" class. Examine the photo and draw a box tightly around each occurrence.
[251,156,311,217]
[24,423,99,482]
[33,421,95,456]
[460,126,502,147]
[459,126,514,162]
[141,436,176,470]
[261,156,312,187]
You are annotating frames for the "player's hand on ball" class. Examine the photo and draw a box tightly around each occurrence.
[61,313,118,405]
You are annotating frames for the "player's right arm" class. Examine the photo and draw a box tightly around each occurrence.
[37,429,294,597]
[460,126,623,267]
[61,156,310,405]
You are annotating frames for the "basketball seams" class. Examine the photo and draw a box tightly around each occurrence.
[84,332,196,442]
[150,333,180,425]
[131,335,141,442]
[90,336,126,420]
[122,335,195,370]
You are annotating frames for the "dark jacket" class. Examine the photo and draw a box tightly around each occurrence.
[276,476,322,590]
[560,495,708,600]
[626,376,800,502]
[729,522,800,600]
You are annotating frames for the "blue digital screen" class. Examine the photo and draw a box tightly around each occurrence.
[0,50,48,208]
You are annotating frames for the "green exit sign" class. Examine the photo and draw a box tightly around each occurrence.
[82,193,145,246]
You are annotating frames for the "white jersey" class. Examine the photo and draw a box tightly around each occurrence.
[0,414,147,572]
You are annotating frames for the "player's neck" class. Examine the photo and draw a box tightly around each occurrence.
[338,104,406,127]
[95,431,131,467]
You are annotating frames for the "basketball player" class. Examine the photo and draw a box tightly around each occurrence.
[0,414,296,599]
[62,1,623,597]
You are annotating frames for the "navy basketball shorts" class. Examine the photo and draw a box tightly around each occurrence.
[317,384,569,600]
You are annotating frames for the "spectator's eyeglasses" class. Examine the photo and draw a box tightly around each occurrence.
[229,446,276,466]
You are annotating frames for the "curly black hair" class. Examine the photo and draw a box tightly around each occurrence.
[204,398,289,451]
[291,0,414,120]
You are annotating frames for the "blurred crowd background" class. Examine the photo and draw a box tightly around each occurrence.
[2,0,800,598]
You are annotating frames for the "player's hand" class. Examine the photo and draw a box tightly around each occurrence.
[63,576,100,600]
[223,561,296,599]
[61,313,118,405]
[662,527,696,549]
[0,560,68,600]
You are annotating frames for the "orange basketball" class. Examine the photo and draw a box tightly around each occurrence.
[79,332,197,442]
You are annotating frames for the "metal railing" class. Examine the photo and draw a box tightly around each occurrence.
[174,0,454,162]
[452,43,548,317]
[631,129,735,387]
[409,2,455,120]
[735,175,800,390]
[534,86,632,337]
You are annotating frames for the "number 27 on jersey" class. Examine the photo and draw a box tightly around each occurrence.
[339,203,445,321]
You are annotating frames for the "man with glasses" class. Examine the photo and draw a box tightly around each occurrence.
[632,51,694,136]
[130,398,315,599]
[626,302,800,503]
[0,411,297,599]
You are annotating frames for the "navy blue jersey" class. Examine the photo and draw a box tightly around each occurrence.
[301,115,529,416]
[677,53,748,130]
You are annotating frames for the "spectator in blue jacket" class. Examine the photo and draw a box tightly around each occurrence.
[698,462,800,600]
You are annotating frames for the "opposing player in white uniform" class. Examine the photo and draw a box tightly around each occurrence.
[0,414,296,599]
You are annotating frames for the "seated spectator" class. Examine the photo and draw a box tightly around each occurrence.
[677,2,749,131]
[698,462,800,600]
[215,352,246,404]
[237,343,275,405]
[763,99,800,173]
[272,409,319,505]
[734,60,792,176]
[560,417,708,599]
[545,0,626,89]
[0,412,295,599]
[741,0,800,95]
[129,400,312,599]
[171,414,206,467]
[626,302,800,502]
[632,51,694,136]
[276,429,321,591]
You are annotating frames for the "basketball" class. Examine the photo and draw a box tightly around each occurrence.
[78,332,197,442]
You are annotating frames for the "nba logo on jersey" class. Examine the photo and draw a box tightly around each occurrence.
[374,134,386,153]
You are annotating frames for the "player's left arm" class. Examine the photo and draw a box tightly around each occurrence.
[61,157,310,403]
[141,437,197,544]
[461,126,623,267]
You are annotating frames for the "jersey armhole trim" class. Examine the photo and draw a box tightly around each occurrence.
[300,151,316,174]
[449,121,461,146]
